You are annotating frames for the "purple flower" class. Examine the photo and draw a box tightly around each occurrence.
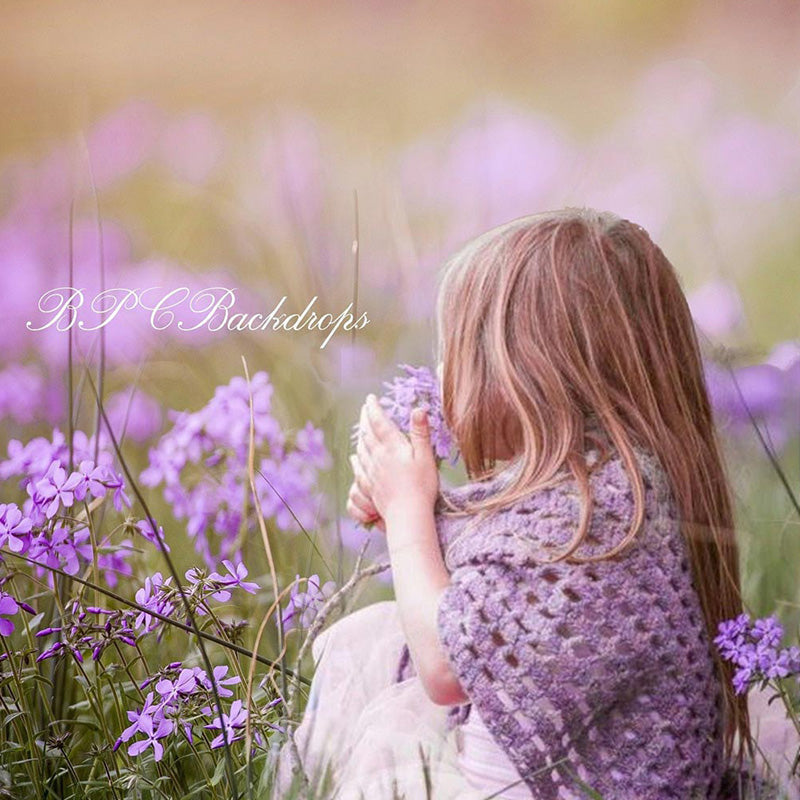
[256,452,322,532]
[155,668,199,704]
[115,686,184,761]
[699,115,800,202]
[353,364,458,464]
[32,461,83,519]
[281,574,336,631]
[204,699,248,749]
[86,608,138,659]
[715,613,800,695]
[733,667,754,695]
[116,692,164,747]
[140,661,184,691]
[194,664,240,699]
[102,469,131,512]
[704,357,794,454]
[87,99,161,189]
[35,599,135,663]
[126,711,174,761]
[1,429,66,484]
[1,430,131,527]
[74,460,108,501]
[0,591,29,636]
[95,540,135,589]
[183,563,257,617]
[211,665,240,697]
[207,561,259,600]
[687,279,744,339]
[105,389,162,443]
[135,519,170,552]
[0,503,32,553]
[752,616,784,649]
[185,567,205,587]
[714,612,750,660]
[766,339,800,387]
[140,372,329,567]
[767,646,800,680]
[134,573,175,632]
[0,364,47,424]
[295,421,332,470]
[28,525,93,583]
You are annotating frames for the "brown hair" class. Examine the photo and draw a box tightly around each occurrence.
[434,206,751,767]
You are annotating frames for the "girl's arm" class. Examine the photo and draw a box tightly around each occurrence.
[383,497,469,706]
[347,395,469,706]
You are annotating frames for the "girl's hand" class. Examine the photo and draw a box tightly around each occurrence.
[348,395,439,528]
[345,457,386,533]
[348,396,465,706]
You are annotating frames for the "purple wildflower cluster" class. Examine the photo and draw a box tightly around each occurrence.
[0,428,135,588]
[33,560,259,661]
[140,372,331,568]
[113,661,271,761]
[352,364,458,465]
[35,599,139,663]
[134,561,259,635]
[134,573,175,634]
[714,613,800,694]
[281,573,336,631]
[134,518,170,553]
[1,428,130,517]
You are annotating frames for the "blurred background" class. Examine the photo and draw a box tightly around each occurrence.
[1,1,799,627]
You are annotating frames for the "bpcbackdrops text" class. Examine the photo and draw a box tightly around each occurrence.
[26,287,371,349]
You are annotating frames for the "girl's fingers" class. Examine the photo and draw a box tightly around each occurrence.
[348,484,377,518]
[364,394,405,447]
[358,405,375,455]
[349,454,374,498]
[346,496,373,525]
[356,435,376,475]
[346,479,380,523]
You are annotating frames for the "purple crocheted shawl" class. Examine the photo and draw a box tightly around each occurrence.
[394,437,732,799]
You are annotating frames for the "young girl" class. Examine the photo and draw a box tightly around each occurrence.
[273,208,795,799]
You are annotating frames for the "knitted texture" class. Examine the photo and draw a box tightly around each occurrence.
[427,439,727,800]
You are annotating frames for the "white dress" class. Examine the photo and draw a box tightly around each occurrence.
[271,600,533,799]
[271,600,800,800]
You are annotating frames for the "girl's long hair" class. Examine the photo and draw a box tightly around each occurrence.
[434,206,751,768]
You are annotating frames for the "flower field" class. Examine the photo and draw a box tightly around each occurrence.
[1,2,800,797]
